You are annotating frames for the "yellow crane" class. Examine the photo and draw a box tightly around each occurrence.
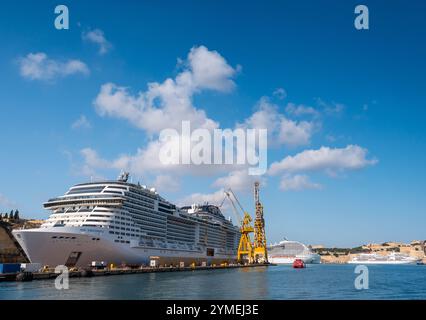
[253,181,268,263]
[223,189,254,264]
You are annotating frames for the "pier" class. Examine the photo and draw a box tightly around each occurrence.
[0,263,273,282]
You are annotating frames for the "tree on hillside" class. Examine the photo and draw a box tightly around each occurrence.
[13,210,20,220]
[9,210,14,220]
[0,213,2,221]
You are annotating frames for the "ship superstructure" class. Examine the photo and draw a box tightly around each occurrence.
[348,252,420,265]
[268,239,321,264]
[13,173,240,267]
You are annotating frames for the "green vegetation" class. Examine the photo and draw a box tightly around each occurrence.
[313,246,370,256]
[0,209,20,222]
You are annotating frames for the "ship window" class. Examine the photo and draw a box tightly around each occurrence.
[67,186,105,194]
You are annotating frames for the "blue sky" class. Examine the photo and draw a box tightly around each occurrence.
[0,0,425,247]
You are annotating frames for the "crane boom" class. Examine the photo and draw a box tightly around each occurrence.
[223,189,254,263]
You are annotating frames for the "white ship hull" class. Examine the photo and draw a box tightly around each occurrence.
[268,239,321,265]
[348,252,420,265]
[269,254,321,265]
[13,226,237,268]
[348,260,419,265]
[12,175,241,268]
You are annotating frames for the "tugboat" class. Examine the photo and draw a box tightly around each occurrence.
[293,258,305,268]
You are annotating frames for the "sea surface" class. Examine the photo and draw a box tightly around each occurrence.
[0,264,425,300]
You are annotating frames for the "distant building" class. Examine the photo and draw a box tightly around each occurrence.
[361,241,426,260]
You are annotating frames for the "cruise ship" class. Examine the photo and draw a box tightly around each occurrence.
[348,252,420,265]
[13,173,240,267]
[267,239,321,264]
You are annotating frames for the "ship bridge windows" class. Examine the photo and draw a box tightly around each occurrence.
[103,190,123,195]
[67,186,105,195]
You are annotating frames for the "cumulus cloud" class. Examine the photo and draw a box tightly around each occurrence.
[19,52,89,81]
[187,45,238,92]
[269,145,378,176]
[79,137,237,179]
[153,175,180,192]
[241,97,315,147]
[279,174,322,191]
[177,189,226,207]
[82,28,112,55]
[94,82,218,134]
[79,148,129,180]
[71,115,91,130]
[285,103,319,117]
[273,87,287,100]
[315,98,345,116]
[94,45,237,134]
[213,169,264,192]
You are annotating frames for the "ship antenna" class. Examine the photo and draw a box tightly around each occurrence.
[118,171,130,182]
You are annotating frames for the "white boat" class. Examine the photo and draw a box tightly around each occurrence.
[348,252,420,265]
[267,239,321,264]
[12,172,240,268]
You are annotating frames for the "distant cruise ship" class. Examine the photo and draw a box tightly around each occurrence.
[348,252,420,265]
[13,173,240,267]
[268,239,321,264]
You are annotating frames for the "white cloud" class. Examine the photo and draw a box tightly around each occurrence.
[273,87,287,100]
[316,98,345,115]
[278,117,314,147]
[80,148,129,171]
[82,29,112,55]
[279,174,322,191]
[187,45,238,92]
[177,189,226,207]
[269,145,378,176]
[153,175,180,192]
[19,52,89,81]
[213,169,264,192]
[71,115,91,130]
[93,46,237,134]
[241,97,315,147]
[79,137,237,179]
[285,103,319,117]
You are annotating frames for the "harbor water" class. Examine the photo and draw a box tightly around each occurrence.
[0,264,425,300]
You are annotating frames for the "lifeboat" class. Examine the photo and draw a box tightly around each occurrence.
[293,259,305,268]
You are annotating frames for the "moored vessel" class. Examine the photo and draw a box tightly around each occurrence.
[348,252,420,265]
[267,239,321,264]
[12,173,240,267]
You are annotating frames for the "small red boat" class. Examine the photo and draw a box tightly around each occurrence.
[293,259,306,268]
